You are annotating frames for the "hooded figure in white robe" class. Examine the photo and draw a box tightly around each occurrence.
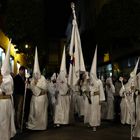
[133,72,140,138]
[54,46,70,126]
[89,77,105,129]
[75,72,89,118]
[71,81,80,116]
[0,39,16,140]
[119,81,135,124]
[71,73,86,118]
[80,72,91,124]
[48,73,57,106]
[27,47,48,130]
[47,73,57,121]
[106,77,115,120]
[86,46,105,131]
[119,58,139,125]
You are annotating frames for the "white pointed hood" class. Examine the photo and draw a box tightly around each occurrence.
[51,73,56,81]
[1,39,11,77]
[130,57,139,78]
[90,46,98,80]
[128,57,139,87]
[85,71,89,80]
[60,46,67,75]
[33,47,41,79]
[57,46,67,83]
[134,58,139,75]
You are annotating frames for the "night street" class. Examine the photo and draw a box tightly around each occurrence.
[0,1,140,140]
[13,122,138,140]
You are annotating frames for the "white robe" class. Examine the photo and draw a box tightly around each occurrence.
[106,84,115,120]
[72,84,85,116]
[27,75,48,130]
[76,93,85,116]
[0,75,16,140]
[84,97,91,124]
[71,85,80,115]
[119,88,129,124]
[77,80,90,117]
[133,93,140,138]
[81,80,90,124]
[54,78,70,125]
[133,72,140,138]
[47,81,58,120]
[88,79,105,127]
[69,88,76,123]
[119,83,135,125]
[48,81,57,107]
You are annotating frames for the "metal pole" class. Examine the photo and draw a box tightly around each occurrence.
[20,78,28,132]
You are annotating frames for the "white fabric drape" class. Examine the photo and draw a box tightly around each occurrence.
[27,75,48,130]
[0,75,16,140]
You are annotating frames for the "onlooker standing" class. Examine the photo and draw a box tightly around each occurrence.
[14,66,26,129]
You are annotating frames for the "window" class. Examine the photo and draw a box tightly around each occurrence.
[2,49,5,65]
[10,57,14,73]
[0,47,3,68]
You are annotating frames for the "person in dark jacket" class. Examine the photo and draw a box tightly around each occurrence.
[14,66,25,129]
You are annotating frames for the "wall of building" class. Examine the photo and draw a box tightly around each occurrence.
[0,30,26,74]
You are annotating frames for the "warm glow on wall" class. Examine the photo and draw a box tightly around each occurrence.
[0,30,26,74]
[10,44,16,57]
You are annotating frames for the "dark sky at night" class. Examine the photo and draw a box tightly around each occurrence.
[0,0,77,69]
[1,0,73,44]
[0,0,140,70]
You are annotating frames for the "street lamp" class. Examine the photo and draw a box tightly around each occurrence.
[25,44,28,48]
